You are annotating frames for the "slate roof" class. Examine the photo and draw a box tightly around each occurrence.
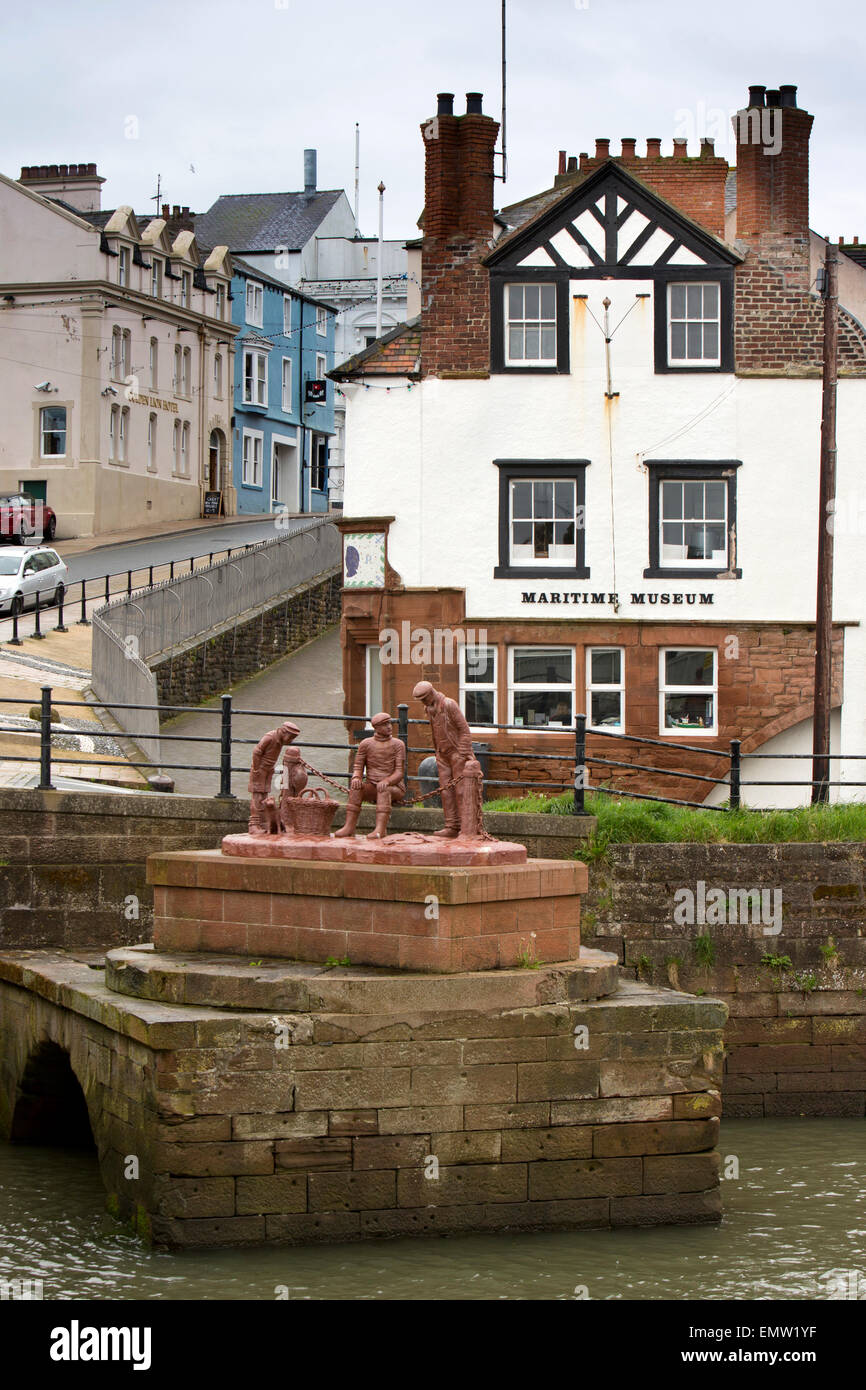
[330,316,421,379]
[194,190,344,253]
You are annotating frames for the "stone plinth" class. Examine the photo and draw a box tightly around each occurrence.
[149,850,585,973]
[220,832,527,867]
[106,945,619,1013]
[0,949,728,1251]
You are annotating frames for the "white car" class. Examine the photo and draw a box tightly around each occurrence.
[0,546,69,616]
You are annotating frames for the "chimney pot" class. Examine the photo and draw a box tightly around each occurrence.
[88,163,97,175]
[162,204,169,220]
[558,150,567,175]
[700,138,715,158]
[303,148,317,195]
[466,92,483,114]
[646,138,662,158]
[595,138,610,159]
[59,164,68,177]
[620,138,636,159]
[854,236,860,246]
[437,92,454,115]
[48,164,58,177]
[765,88,781,107]
[779,84,798,108]
[673,138,687,156]
[839,236,844,245]
[748,85,767,107]
[567,155,578,173]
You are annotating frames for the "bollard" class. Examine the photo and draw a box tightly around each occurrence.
[216,693,235,799]
[729,739,741,811]
[148,565,154,587]
[127,570,132,596]
[77,580,89,626]
[32,588,44,639]
[573,713,587,815]
[55,588,67,633]
[37,685,53,790]
[104,575,110,604]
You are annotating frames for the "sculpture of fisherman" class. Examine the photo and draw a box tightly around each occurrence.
[412,681,485,839]
[334,711,406,840]
[279,746,308,834]
[247,721,300,835]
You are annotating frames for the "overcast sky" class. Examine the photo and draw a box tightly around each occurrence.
[2,0,864,242]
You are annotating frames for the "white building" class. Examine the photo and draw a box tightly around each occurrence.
[333,87,866,808]
[0,164,236,537]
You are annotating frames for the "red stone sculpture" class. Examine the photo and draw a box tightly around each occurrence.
[412,681,485,839]
[279,747,308,833]
[335,711,406,839]
[247,721,300,835]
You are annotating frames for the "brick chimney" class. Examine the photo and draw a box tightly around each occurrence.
[553,138,729,238]
[421,91,499,376]
[733,84,813,295]
[19,162,105,213]
[161,204,196,237]
[734,84,813,242]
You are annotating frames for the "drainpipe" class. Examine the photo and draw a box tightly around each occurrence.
[198,324,207,503]
[297,294,306,513]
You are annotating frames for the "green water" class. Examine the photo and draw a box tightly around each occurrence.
[0,1120,863,1300]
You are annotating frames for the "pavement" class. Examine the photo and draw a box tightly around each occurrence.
[160,627,348,798]
[54,511,276,559]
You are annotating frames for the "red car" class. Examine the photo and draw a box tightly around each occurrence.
[0,494,57,543]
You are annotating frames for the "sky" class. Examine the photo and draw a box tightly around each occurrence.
[2,0,864,242]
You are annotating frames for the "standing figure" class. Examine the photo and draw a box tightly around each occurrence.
[247,721,300,835]
[412,681,484,838]
[334,712,406,840]
[279,746,308,834]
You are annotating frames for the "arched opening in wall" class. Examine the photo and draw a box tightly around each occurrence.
[10,1041,95,1150]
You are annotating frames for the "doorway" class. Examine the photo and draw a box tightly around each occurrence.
[271,438,299,512]
[208,431,220,491]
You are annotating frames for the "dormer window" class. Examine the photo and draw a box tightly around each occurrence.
[245,280,263,327]
[491,277,569,373]
[667,282,720,366]
[506,284,556,364]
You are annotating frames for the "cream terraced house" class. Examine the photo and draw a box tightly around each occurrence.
[0,164,236,538]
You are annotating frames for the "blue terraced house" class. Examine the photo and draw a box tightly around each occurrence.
[230,256,336,514]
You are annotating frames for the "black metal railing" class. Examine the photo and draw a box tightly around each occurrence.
[0,540,266,647]
[2,689,864,811]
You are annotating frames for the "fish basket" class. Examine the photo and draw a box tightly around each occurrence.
[289,786,339,838]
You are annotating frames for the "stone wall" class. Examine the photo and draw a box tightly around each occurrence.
[153,572,342,712]
[583,842,866,1116]
[0,953,726,1248]
[0,789,593,952]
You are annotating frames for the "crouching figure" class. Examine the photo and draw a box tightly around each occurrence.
[335,711,406,840]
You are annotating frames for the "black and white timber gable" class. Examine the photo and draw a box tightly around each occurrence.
[486,162,741,374]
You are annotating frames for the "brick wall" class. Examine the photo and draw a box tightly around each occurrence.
[557,141,729,239]
[735,237,866,376]
[342,591,844,802]
[584,843,866,1116]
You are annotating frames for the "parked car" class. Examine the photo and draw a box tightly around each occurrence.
[0,547,68,615]
[0,494,58,543]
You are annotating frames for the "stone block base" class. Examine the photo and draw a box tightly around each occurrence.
[149,850,586,973]
[0,951,728,1251]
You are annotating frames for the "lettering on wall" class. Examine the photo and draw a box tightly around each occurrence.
[519,591,714,607]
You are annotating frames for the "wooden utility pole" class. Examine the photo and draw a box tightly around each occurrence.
[811,242,839,804]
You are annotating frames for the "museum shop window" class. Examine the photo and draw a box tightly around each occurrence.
[508,647,575,730]
[659,648,717,736]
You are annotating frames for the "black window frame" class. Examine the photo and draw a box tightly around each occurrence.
[644,459,742,579]
[653,268,734,374]
[490,272,570,375]
[494,459,589,579]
